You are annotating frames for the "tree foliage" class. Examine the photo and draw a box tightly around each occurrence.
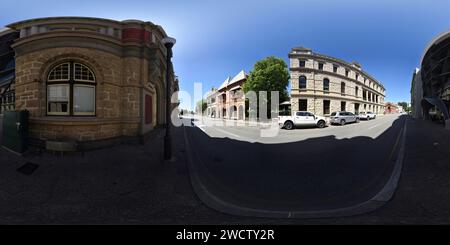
[398,101,411,112]
[196,99,207,113]
[243,56,290,102]
[243,56,290,118]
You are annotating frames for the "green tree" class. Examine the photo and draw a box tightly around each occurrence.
[243,56,290,118]
[398,102,408,111]
[196,99,207,114]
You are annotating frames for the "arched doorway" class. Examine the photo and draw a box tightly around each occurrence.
[222,108,226,119]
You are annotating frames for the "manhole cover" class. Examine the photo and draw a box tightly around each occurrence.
[17,162,39,176]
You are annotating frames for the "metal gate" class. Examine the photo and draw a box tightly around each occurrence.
[1,110,29,153]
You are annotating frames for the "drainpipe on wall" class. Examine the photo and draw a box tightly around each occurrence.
[139,86,144,143]
[138,47,144,144]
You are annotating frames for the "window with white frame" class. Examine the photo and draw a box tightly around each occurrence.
[47,62,96,116]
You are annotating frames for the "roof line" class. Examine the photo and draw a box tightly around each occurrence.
[289,50,385,89]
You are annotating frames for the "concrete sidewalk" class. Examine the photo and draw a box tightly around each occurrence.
[0,125,213,224]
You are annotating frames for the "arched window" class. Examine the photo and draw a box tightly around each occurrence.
[299,75,307,89]
[47,62,96,116]
[323,78,330,92]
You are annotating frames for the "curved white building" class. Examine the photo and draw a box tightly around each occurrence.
[411,30,450,128]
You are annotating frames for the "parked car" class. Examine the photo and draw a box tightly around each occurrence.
[278,111,328,130]
[358,111,376,120]
[330,111,359,125]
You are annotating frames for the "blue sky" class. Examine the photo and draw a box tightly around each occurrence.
[2,0,449,110]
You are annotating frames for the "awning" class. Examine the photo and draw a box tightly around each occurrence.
[0,72,14,87]
[422,97,450,120]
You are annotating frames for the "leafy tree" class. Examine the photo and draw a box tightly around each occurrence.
[243,56,290,118]
[398,101,411,113]
[196,99,207,114]
[398,102,408,110]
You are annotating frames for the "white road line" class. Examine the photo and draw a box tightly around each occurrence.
[195,125,208,134]
[211,127,241,138]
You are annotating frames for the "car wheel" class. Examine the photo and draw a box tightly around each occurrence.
[367,116,370,120]
[340,119,346,126]
[317,120,325,128]
[284,121,294,130]
[356,118,360,123]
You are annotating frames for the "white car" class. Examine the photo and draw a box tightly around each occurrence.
[278,111,328,130]
[358,111,376,120]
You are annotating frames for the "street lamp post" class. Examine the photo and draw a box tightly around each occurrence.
[162,36,176,160]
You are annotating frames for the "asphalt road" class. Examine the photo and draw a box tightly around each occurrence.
[185,114,406,212]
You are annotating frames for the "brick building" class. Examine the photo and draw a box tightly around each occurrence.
[206,70,247,120]
[3,17,178,149]
[384,102,399,114]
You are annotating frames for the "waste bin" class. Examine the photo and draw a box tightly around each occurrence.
[1,110,29,153]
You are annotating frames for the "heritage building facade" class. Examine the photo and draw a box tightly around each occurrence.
[289,47,385,116]
[4,17,178,148]
[206,70,247,120]
[205,87,218,118]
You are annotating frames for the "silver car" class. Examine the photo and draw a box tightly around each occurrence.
[330,111,360,125]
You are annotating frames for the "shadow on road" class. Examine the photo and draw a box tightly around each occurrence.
[185,116,406,214]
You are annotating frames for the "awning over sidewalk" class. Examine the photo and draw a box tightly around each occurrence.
[422,97,450,120]
[0,72,14,88]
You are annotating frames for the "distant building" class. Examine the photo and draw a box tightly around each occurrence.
[205,88,218,117]
[207,70,247,120]
[411,30,450,128]
[384,102,399,114]
[288,47,385,116]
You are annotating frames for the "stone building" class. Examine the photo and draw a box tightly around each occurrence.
[0,28,18,114]
[211,70,247,120]
[288,47,385,116]
[205,87,218,117]
[411,30,450,128]
[4,17,178,148]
